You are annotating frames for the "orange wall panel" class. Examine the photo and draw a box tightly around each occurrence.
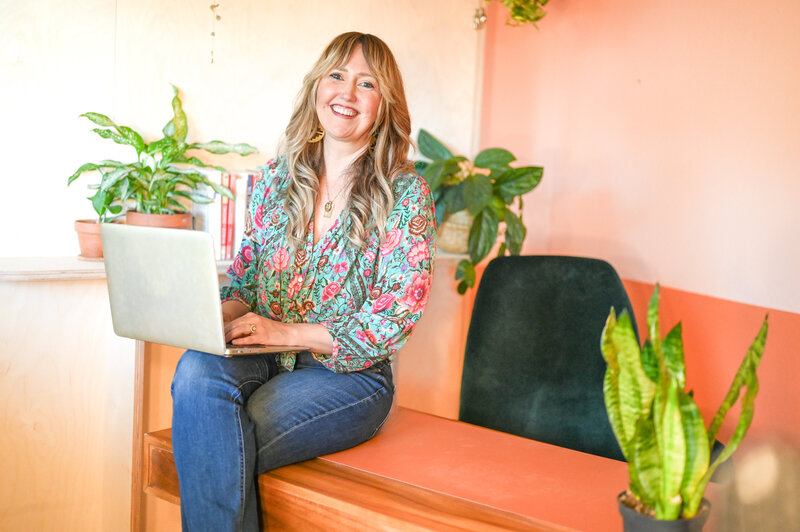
[624,280,800,444]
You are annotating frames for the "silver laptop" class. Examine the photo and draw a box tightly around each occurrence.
[101,223,307,356]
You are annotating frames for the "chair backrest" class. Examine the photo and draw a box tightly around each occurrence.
[459,255,638,461]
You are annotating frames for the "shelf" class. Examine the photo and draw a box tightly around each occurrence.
[0,256,233,282]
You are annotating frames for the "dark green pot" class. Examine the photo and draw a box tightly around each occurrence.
[618,492,711,532]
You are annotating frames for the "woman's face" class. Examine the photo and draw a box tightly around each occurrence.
[315,44,381,150]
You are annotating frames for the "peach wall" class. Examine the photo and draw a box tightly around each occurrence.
[480,0,800,315]
[480,0,800,443]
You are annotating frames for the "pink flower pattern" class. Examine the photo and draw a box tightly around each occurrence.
[222,157,436,373]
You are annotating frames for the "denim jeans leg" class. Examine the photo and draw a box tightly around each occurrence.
[171,350,277,532]
[246,352,395,475]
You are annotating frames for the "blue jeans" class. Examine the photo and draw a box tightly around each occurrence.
[171,350,394,532]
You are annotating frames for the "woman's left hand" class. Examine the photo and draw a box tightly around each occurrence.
[225,312,286,345]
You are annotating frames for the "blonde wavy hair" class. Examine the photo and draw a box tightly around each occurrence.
[279,32,413,251]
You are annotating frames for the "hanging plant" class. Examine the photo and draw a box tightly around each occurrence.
[492,0,548,27]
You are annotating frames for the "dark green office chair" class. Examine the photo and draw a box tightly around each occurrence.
[459,255,637,461]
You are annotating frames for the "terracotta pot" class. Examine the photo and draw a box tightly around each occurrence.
[618,492,711,532]
[74,219,104,259]
[437,210,473,254]
[125,211,193,229]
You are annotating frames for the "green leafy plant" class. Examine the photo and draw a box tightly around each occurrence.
[415,129,542,293]
[67,84,258,222]
[601,285,768,520]
[492,0,548,27]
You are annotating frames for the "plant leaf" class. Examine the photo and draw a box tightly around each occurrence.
[191,140,259,156]
[662,322,686,389]
[678,390,710,518]
[81,112,117,128]
[463,174,493,215]
[422,160,446,192]
[467,208,498,264]
[162,84,188,142]
[656,378,685,520]
[443,182,467,217]
[418,129,453,161]
[706,315,768,448]
[454,259,475,288]
[474,148,515,171]
[67,163,101,185]
[503,208,525,255]
[497,166,543,199]
[641,340,659,383]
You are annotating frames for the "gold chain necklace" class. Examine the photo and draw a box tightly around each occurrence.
[322,175,348,218]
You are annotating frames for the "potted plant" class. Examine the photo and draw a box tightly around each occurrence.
[67,84,258,256]
[415,129,543,293]
[600,284,769,531]
[490,0,548,27]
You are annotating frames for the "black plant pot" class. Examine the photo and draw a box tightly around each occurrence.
[618,492,711,532]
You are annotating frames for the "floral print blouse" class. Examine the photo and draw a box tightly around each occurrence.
[220,157,436,373]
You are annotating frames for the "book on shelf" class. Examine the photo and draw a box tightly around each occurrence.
[190,170,256,261]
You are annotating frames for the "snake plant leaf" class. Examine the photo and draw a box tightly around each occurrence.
[503,208,525,255]
[707,315,768,447]
[497,166,544,199]
[678,389,710,518]
[648,284,662,358]
[641,340,659,383]
[628,410,660,510]
[662,322,686,389]
[468,208,499,264]
[191,140,259,156]
[613,310,655,445]
[601,312,625,447]
[656,378,685,520]
[418,128,453,161]
[474,148,515,171]
[463,174,493,216]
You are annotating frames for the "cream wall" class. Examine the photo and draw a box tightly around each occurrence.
[1,0,482,258]
[481,0,800,315]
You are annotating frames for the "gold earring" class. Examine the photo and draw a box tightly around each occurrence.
[308,125,325,144]
[368,134,377,156]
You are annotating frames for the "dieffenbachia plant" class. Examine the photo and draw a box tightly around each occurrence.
[601,285,768,519]
[67,84,258,221]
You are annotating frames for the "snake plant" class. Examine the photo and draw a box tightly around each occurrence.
[601,284,768,520]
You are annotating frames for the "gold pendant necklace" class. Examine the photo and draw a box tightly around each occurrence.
[322,175,347,219]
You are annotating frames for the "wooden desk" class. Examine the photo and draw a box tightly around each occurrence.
[143,408,630,531]
[323,408,629,531]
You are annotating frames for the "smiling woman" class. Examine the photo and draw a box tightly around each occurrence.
[170,31,436,532]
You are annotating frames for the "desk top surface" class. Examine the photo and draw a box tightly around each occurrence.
[321,407,629,532]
